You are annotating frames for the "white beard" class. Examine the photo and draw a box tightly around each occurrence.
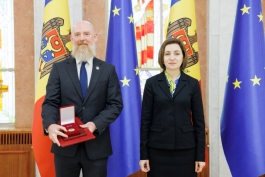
[71,43,96,62]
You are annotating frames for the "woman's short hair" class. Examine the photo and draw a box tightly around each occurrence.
[158,38,188,71]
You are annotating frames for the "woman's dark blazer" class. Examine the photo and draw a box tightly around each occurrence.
[140,71,205,161]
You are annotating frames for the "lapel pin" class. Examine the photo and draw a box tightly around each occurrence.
[96,66,99,70]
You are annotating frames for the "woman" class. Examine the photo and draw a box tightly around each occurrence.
[139,38,205,177]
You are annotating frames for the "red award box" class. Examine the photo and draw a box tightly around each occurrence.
[58,117,96,147]
[60,105,80,136]
[58,105,96,147]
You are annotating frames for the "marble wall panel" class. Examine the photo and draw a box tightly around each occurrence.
[14,0,34,128]
[195,0,208,126]
[82,0,108,61]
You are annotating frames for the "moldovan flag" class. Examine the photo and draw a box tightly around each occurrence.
[106,0,142,176]
[166,0,208,168]
[167,0,201,82]
[32,0,71,176]
[220,0,265,176]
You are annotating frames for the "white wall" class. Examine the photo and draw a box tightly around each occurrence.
[208,0,237,176]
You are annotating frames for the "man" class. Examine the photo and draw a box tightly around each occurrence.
[42,20,123,177]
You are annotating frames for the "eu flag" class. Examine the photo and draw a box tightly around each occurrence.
[106,0,141,176]
[220,0,265,176]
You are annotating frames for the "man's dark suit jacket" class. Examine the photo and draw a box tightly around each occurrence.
[42,57,123,160]
[140,71,205,161]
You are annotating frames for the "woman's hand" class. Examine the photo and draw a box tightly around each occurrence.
[195,161,205,172]
[139,160,150,172]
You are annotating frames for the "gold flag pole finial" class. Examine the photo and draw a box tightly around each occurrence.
[0,61,9,110]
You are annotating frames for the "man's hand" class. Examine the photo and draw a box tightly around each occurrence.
[139,160,150,172]
[79,122,97,133]
[195,161,205,173]
[47,124,68,147]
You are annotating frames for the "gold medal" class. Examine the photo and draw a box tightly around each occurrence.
[68,128,75,132]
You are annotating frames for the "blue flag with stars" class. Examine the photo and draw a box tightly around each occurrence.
[220,0,265,176]
[106,0,141,176]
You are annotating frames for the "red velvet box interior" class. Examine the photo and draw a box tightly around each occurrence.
[62,122,81,136]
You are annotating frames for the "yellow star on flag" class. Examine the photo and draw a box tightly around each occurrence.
[134,67,139,75]
[112,6,121,16]
[250,75,261,86]
[226,76,229,82]
[233,78,242,89]
[120,76,131,87]
[240,4,250,15]
[258,12,263,22]
[128,14,134,23]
